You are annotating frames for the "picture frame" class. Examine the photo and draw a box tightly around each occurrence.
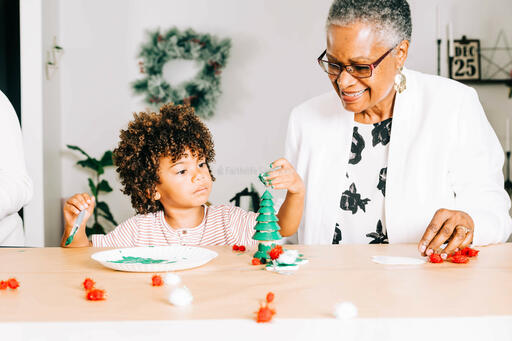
[448,36,481,81]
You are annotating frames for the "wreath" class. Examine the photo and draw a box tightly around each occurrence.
[132,27,231,119]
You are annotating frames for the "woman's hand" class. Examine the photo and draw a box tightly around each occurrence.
[263,158,305,195]
[418,208,474,259]
[263,158,305,237]
[61,193,95,247]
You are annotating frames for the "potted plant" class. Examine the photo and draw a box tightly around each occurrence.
[67,145,118,235]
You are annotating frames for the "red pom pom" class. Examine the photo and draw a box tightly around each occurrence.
[7,278,19,289]
[269,245,284,260]
[239,245,246,252]
[461,247,479,257]
[83,278,95,291]
[429,253,443,263]
[449,254,469,264]
[451,250,462,257]
[266,292,275,303]
[232,245,239,251]
[256,304,276,323]
[251,258,261,265]
[86,288,105,301]
[151,274,164,286]
[0,281,8,290]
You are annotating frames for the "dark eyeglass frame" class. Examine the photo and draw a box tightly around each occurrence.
[317,47,395,79]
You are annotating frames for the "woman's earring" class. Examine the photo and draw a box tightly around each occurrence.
[154,192,161,201]
[394,67,406,94]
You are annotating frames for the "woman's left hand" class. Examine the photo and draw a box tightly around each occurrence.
[418,208,474,259]
[263,158,305,195]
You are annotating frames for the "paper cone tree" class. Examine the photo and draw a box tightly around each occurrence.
[252,190,282,259]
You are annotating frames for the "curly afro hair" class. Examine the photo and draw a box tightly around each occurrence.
[113,104,215,214]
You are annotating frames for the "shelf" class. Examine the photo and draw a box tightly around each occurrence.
[458,79,509,85]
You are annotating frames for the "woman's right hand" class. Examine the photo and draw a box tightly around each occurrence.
[61,193,95,247]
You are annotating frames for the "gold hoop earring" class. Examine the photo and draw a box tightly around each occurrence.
[394,67,406,94]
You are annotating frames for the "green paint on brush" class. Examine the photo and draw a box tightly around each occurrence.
[64,234,76,246]
[65,210,87,246]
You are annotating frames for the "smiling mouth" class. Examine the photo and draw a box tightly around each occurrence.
[341,88,368,97]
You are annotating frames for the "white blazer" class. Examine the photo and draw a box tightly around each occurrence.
[0,91,33,246]
[285,68,512,246]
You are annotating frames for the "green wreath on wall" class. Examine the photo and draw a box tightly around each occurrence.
[132,27,231,119]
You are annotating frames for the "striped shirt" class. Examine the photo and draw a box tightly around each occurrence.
[91,205,258,247]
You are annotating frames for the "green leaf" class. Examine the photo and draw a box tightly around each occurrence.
[97,179,113,193]
[86,222,105,236]
[132,79,149,93]
[99,212,118,227]
[67,144,91,159]
[77,158,104,175]
[100,150,114,167]
[96,201,111,216]
[97,201,118,226]
[88,178,97,197]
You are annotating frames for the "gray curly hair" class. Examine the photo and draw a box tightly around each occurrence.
[327,0,412,47]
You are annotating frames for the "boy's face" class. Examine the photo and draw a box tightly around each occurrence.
[155,150,212,209]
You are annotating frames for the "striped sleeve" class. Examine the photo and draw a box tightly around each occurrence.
[227,206,258,246]
[91,216,139,247]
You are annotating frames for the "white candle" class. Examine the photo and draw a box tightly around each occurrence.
[448,22,454,57]
[507,118,510,152]
[436,6,441,40]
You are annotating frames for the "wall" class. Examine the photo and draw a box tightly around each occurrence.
[20,0,44,246]
[42,0,62,246]
[20,0,63,246]
[38,0,512,243]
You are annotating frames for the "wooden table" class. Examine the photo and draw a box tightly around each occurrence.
[1,244,511,340]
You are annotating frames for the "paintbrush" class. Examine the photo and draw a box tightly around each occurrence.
[65,210,87,246]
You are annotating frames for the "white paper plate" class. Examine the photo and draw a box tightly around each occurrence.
[91,245,218,272]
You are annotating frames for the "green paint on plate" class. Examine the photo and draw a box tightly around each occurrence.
[108,256,179,264]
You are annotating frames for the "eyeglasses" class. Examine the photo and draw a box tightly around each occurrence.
[317,47,395,79]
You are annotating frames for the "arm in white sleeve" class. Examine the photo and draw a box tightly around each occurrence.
[0,91,33,220]
[451,87,512,245]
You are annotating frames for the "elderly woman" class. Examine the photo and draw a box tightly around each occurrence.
[285,0,512,258]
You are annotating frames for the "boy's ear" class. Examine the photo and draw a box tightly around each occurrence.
[146,188,160,200]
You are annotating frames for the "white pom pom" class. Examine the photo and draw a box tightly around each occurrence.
[168,286,193,307]
[164,273,182,286]
[277,250,299,265]
[333,302,358,319]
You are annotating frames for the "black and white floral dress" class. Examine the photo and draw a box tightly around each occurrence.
[333,118,392,245]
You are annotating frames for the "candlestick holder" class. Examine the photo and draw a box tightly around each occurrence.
[437,39,442,76]
[505,151,512,196]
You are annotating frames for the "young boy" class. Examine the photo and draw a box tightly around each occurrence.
[61,104,304,247]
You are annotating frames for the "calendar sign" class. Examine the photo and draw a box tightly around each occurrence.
[449,37,481,81]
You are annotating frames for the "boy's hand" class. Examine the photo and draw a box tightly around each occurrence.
[264,158,305,195]
[62,193,95,247]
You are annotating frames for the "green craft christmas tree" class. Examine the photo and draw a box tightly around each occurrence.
[252,190,282,259]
